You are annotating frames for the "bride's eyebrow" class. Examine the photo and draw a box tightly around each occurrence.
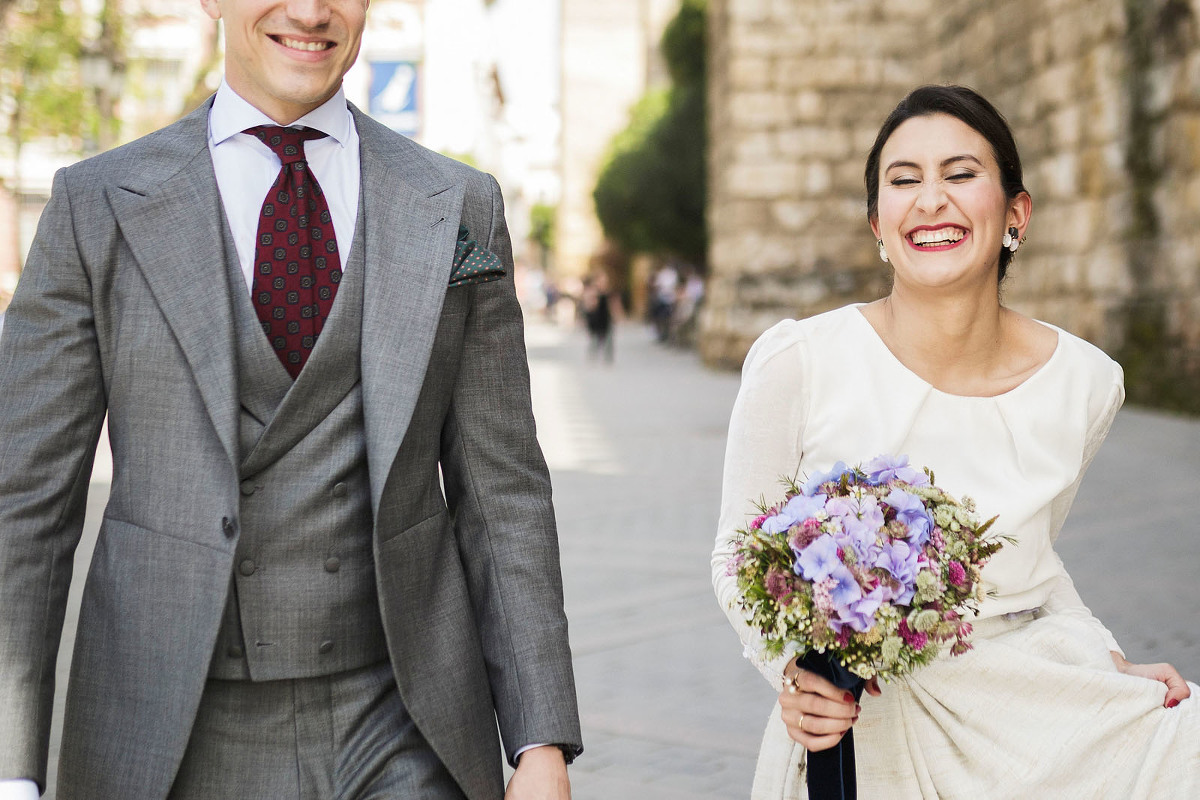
[885,154,985,172]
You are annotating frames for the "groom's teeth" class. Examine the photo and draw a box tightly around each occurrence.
[279,37,331,51]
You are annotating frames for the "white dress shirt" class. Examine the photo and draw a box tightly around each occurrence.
[0,84,366,800]
[208,80,361,293]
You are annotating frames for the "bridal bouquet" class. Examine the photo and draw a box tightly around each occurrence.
[730,454,1007,682]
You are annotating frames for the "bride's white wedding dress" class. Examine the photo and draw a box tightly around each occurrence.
[712,305,1200,799]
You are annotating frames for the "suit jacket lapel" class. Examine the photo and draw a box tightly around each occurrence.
[353,108,466,514]
[106,101,240,468]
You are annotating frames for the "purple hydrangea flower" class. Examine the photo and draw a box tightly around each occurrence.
[884,488,933,547]
[874,540,920,604]
[801,462,854,496]
[761,492,828,534]
[794,533,841,581]
[827,564,862,608]
[864,454,930,487]
[833,586,885,633]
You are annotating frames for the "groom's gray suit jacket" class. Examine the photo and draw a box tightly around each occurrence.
[0,99,581,800]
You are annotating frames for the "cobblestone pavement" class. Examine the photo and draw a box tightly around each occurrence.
[50,319,1200,799]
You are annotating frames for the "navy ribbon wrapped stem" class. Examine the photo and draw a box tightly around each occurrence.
[798,652,865,800]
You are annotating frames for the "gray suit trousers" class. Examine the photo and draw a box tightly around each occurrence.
[167,661,464,800]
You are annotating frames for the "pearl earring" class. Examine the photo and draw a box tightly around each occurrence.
[1002,226,1021,253]
[877,239,889,263]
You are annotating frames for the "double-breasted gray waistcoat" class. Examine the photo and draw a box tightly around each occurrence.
[210,198,388,681]
[0,98,582,800]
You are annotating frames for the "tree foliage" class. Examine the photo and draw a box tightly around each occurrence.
[593,0,707,269]
[529,202,556,252]
[0,0,93,165]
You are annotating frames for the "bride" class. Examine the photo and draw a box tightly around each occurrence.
[711,85,1199,799]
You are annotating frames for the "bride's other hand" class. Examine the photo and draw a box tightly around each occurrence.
[1111,651,1192,708]
[778,660,874,751]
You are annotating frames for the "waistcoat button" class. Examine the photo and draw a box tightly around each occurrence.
[239,558,257,577]
[319,640,335,654]
[324,557,341,573]
[227,645,244,659]
[240,479,257,496]
[332,482,348,498]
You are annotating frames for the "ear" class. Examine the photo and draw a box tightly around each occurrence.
[199,0,221,21]
[1007,191,1032,237]
[869,216,881,240]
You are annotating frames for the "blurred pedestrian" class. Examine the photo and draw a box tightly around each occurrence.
[580,271,620,363]
[650,261,678,341]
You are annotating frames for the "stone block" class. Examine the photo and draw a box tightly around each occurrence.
[1047,105,1082,148]
[804,161,833,196]
[730,0,772,23]
[804,56,862,89]
[775,125,853,159]
[793,90,825,121]
[1038,151,1079,199]
[729,56,774,88]
[730,91,792,129]
[1034,61,1075,110]
[726,162,802,198]
[771,199,819,231]
[732,131,775,162]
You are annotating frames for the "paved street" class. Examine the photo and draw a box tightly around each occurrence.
[49,318,1200,799]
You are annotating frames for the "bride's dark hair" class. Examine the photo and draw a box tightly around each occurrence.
[864,85,1028,280]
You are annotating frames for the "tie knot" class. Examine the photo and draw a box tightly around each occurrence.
[245,125,328,165]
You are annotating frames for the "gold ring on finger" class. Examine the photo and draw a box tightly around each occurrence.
[797,714,805,734]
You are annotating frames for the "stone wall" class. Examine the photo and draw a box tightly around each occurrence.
[703,0,1200,411]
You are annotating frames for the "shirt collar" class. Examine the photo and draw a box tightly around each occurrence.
[209,80,352,148]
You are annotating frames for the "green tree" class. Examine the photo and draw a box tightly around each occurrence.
[529,202,556,270]
[593,0,707,269]
[1,0,94,269]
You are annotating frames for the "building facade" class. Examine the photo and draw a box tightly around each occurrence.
[703,0,1200,410]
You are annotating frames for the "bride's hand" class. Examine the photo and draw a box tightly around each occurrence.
[1111,651,1191,708]
[778,660,880,751]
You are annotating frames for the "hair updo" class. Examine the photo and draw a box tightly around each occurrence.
[864,85,1028,280]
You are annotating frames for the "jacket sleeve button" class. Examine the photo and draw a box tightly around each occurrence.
[332,482,348,498]
[318,640,335,654]
[324,557,341,573]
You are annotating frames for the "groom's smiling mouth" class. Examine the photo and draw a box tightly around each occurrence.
[270,35,334,53]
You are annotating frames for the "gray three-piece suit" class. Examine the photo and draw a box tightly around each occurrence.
[0,98,581,799]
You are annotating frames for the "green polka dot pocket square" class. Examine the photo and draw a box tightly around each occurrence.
[449,224,505,287]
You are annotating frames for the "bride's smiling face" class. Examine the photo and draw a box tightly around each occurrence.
[871,113,1030,291]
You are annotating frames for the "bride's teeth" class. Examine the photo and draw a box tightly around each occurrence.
[910,227,966,246]
[280,37,330,51]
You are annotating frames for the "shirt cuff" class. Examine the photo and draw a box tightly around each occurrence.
[0,779,39,800]
[514,743,551,763]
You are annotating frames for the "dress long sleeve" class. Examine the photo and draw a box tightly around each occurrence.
[712,321,809,690]
[1042,363,1125,655]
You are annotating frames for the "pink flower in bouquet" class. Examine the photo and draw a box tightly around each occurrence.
[898,618,928,651]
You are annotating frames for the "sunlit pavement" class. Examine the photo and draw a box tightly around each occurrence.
[50,318,1200,799]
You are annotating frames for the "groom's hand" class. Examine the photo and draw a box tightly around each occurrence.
[505,745,570,800]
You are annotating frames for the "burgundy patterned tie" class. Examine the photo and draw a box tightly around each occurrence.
[246,125,342,379]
